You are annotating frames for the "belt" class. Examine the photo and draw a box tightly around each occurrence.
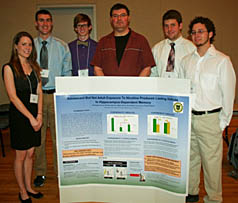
[43,89,55,94]
[192,108,221,115]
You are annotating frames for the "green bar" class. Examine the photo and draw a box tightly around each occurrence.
[120,127,123,132]
[153,119,157,132]
[128,124,131,132]
[111,118,114,131]
[164,123,167,134]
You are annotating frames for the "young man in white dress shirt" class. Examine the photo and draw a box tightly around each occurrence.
[150,9,195,78]
[181,17,236,203]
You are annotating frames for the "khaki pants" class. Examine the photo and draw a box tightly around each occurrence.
[189,112,223,203]
[34,93,57,176]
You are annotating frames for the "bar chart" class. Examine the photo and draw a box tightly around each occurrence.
[107,114,138,135]
[148,115,178,138]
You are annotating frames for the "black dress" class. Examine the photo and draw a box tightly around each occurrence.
[2,64,41,150]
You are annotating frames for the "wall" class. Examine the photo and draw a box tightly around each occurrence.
[1,0,237,104]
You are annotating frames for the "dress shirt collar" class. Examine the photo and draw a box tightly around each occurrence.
[77,38,91,46]
[206,44,216,56]
[37,35,52,45]
[167,36,183,46]
[78,38,90,42]
[193,44,216,58]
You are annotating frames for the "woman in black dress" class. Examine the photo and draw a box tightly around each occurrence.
[2,32,43,202]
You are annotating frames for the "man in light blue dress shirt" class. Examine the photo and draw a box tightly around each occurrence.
[33,9,72,187]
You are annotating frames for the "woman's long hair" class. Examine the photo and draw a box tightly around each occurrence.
[9,31,41,80]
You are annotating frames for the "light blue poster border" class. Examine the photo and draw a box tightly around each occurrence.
[55,93,190,194]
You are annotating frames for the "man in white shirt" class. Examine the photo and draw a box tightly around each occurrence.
[181,17,236,203]
[150,9,195,78]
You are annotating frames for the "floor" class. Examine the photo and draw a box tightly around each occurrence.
[0,121,238,203]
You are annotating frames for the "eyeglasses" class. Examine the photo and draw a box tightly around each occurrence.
[191,30,208,35]
[112,13,128,18]
[77,24,88,28]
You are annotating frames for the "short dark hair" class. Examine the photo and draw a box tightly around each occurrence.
[110,3,130,17]
[35,9,52,21]
[162,9,182,26]
[189,16,216,43]
[73,13,92,28]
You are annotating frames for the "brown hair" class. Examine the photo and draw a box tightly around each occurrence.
[73,13,92,32]
[9,31,41,80]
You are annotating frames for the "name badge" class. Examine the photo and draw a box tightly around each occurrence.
[78,69,89,77]
[41,69,49,78]
[30,94,38,104]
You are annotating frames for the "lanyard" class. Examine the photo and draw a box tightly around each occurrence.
[26,70,38,94]
[76,40,90,70]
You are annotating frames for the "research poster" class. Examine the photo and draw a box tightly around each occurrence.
[55,93,190,194]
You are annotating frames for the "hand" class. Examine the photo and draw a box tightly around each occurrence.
[29,116,41,132]
[36,114,43,129]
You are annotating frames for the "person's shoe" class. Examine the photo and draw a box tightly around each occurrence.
[228,170,238,179]
[186,194,199,202]
[18,193,32,203]
[27,191,44,199]
[33,176,46,187]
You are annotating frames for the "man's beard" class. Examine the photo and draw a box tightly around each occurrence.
[196,37,209,47]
